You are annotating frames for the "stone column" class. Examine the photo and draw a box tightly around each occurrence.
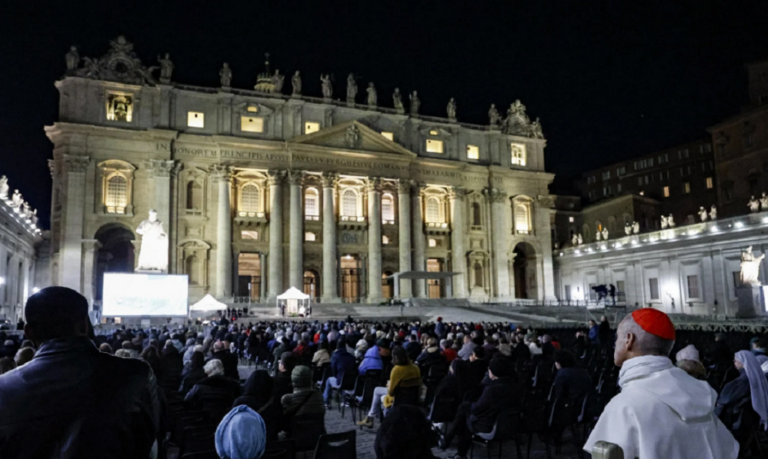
[450,186,468,298]
[486,188,511,300]
[267,170,285,300]
[397,180,412,298]
[81,240,101,309]
[322,172,340,302]
[535,196,557,301]
[211,165,233,298]
[61,155,90,291]
[411,183,427,298]
[367,178,383,303]
[146,159,177,273]
[288,170,304,290]
[259,252,267,302]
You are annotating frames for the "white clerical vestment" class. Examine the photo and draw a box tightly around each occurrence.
[584,355,738,459]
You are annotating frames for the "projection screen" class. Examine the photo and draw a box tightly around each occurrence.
[102,273,189,317]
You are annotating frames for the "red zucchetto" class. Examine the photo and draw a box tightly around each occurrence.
[631,308,676,341]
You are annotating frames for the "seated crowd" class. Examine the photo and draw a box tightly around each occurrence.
[0,289,767,458]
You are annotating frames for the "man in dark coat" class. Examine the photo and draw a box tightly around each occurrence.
[210,340,239,380]
[552,350,593,404]
[323,337,357,404]
[0,287,160,459]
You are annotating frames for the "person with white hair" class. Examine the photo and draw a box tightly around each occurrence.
[675,344,707,380]
[184,359,241,407]
[716,350,768,449]
[584,308,738,459]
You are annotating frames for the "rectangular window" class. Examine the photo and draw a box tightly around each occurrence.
[603,186,611,196]
[466,145,479,160]
[564,285,571,301]
[617,183,622,193]
[511,143,526,166]
[304,232,316,242]
[304,122,320,134]
[616,280,625,294]
[617,166,626,176]
[602,171,611,180]
[106,93,133,122]
[241,116,264,133]
[241,230,259,240]
[686,275,700,299]
[426,139,444,153]
[706,177,713,189]
[381,131,394,141]
[663,186,670,198]
[683,182,691,194]
[187,111,204,128]
[568,216,574,223]
[649,278,659,300]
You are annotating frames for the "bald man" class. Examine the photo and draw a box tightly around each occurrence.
[583,309,738,459]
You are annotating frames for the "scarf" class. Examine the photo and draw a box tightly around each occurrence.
[735,350,768,430]
[618,355,673,389]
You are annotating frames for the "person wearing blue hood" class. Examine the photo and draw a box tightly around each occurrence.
[358,343,384,375]
[215,405,267,459]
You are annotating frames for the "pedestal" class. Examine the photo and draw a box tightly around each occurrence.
[734,285,764,318]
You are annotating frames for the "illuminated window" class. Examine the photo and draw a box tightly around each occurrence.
[426,139,444,153]
[706,177,713,189]
[467,145,479,160]
[511,143,526,166]
[381,194,394,224]
[426,197,441,223]
[241,116,264,133]
[428,238,437,248]
[305,188,319,220]
[241,230,259,240]
[305,232,316,242]
[381,131,394,141]
[106,93,133,122]
[305,122,320,134]
[514,203,530,234]
[247,106,259,113]
[382,235,390,245]
[341,189,357,217]
[105,175,127,214]
[240,184,260,213]
[187,112,204,128]
[663,186,670,198]
[683,182,691,194]
[568,216,574,223]
[429,130,439,135]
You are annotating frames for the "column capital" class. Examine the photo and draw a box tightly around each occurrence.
[146,159,179,178]
[449,185,467,200]
[267,169,286,186]
[209,164,233,182]
[321,172,339,188]
[63,154,90,173]
[483,187,508,203]
[287,169,305,186]
[366,177,382,193]
[397,179,412,194]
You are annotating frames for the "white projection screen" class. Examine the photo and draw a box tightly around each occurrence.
[103,273,189,317]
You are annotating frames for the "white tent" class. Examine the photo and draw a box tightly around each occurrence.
[276,287,311,317]
[189,294,228,311]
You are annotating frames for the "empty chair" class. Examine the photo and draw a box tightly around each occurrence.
[470,409,522,459]
[312,430,357,459]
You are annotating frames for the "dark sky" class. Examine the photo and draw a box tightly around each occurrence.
[2,0,768,228]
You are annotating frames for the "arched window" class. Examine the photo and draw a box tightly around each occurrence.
[474,262,483,287]
[472,202,482,226]
[240,184,260,213]
[514,203,530,234]
[426,197,441,223]
[186,181,202,210]
[186,255,200,285]
[105,174,127,214]
[342,189,357,217]
[381,194,395,223]
[305,188,319,220]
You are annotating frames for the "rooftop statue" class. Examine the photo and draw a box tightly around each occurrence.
[136,209,168,273]
[65,46,79,72]
[219,63,232,88]
[447,98,457,121]
[632,221,640,234]
[271,70,284,93]
[661,215,668,229]
[22,202,31,219]
[0,175,8,200]
[624,222,632,236]
[698,206,708,222]
[740,246,765,286]
[393,88,404,114]
[488,104,501,128]
[602,228,609,240]
[595,230,601,242]
[409,91,420,115]
[709,205,717,220]
[31,209,38,226]
[11,190,22,208]
[346,74,357,105]
[366,82,377,108]
[748,196,760,213]
[291,71,302,96]
[667,214,675,228]
[530,117,544,139]
[73,36,156,85]
[320,74,333,100]
[157,53,173,84]
[502,99,532,136]
[761,192,768,211]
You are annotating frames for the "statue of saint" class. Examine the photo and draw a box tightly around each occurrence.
[31,209,38,226]
[632,221,640,234]
[488,104,501,127]
[661,215,668,229]
[709,205,717,220]
[530,118,544,139]
[624,223,632,235]
[346,74,357,104]
[577,234,583,245]
[320,74,333,99]
[136,209,169,272]
[366,82,377,107]
[698,206,708,222]
[11,190,22,208]
[157,53,174,84]
[571,234,578,246]
[595,230,601,242]
[0,175,8,200]
[447,98,457,121]
[667,214,675,227]
[760,192,768,211]
[219,63,232,88]
[291,71,302,96]
[740,246,765,286]
[271,70,284,93]
[21,202,31,219]
[65,46,79,71]
[602,228,609,240]
[409,91,420,115]
[748,196,760,213]
[393,88,404,113]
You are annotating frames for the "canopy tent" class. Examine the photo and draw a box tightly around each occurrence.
[189,294,228,311]
[276,286,311,317]
[385,271,459,298]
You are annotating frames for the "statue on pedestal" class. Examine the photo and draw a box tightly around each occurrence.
[602,228,609,240]
[21,202,31,219]
[409,91,420,115]
[488,104,501,128]
[65,46,79,71]
[271,70,284,93]
[31,209,38,226]
[748,196,760,213]
[668,214,675,228]
[219,63,232,88]
[709,205,717,220]
[739,246,765,286]
[11,190,22,208]
[320,74,333,100]
[392,88,404,113]
[624,222,632,236]
[595,231,601,242]
[698,206,708,222]
[346,74,357,104]
[632,221,640,234]
[760,192,768,211]
[530,118,544,139]
[446,98,457,121]
[366,82,377,108]
[291,71,302,96]
[572,234,578,246]
[0,175,8,200]
[157,53,174,84]
[136,209,169,272]
[661,215,668,229]
[577,234,583,245]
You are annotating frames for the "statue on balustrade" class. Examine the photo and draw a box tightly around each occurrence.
[748,196,760,213]
[157,53,174,84]
[409,91,420,115]
[661,215,668,229]
[488,104,501,128]
[346,74,357,103]
[271,70,285,93]
[446,98,457,121]
[291,71,302,96]
[392,88,404,113]
[624,222,632,235]
[136,209,169,273]
[709,205,717,220]
[219,63,232,88]
[366,83,377,107]
[632,221,640,234]
[11,190,22,208]
[667,214,675,228]
[0,176,8,200]
[320,74,333,100]
[65,46,79,72]
[740,246,765,286]
[698,206,708,222]
[577,234,583,245]
[760,192,768,211]
[595,231,601,242]
[601,228,609,240]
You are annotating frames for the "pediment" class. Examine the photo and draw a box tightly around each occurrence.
[289,121,416,158]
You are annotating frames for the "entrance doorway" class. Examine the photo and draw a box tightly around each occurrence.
[237,253,261,300]
[304,270,319,299]
[427,258,444,299]
[382,271,394,299]
[513,243,537,299]
[340,255,361,303]
[94,224,135,301]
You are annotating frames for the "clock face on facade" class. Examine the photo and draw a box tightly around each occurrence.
[109,57,134,80]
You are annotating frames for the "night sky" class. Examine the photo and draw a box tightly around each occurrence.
[2,0,768,228]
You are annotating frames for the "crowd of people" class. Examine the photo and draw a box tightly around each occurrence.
[0,287,767,458]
